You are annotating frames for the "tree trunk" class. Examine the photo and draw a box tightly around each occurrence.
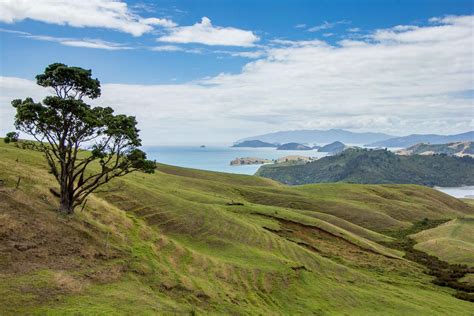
[58,187,74,214]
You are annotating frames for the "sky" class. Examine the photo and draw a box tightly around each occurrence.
[0,0,473,145]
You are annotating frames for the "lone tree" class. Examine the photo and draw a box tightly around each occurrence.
[12,63,156,214]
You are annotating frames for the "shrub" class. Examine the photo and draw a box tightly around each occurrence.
[3,131,19,143]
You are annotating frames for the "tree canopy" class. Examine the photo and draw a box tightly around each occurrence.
[11,63,155,213]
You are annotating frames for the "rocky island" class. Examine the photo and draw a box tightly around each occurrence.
[230,157,272,165]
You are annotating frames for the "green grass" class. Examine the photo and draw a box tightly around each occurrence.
[1,140,474,314]
[411,217,474,266]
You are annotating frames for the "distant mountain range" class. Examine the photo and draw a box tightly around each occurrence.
[237,129,395,145]
[367,131,474,148]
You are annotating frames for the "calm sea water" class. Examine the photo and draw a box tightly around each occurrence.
[434,186,474,199]
[144,146,329,175]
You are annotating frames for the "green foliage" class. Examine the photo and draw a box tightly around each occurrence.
[3,131,19,143]
[257,148,474,186]
[35,63,101,99]
[10,63,155,213]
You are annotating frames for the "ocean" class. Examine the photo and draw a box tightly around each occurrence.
[434,186,474,199]
[144,145,329,175]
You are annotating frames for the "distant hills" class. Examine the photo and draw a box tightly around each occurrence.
[256,148,474,186]
[237,129,395,145]
[318,141,347,154]
[367,131,474,148]
[232,140,276,148]
[398,142,474,157]
[276,142,312,150]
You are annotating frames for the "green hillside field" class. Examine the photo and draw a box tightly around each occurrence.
[0,140,473,314]
[411,218,474,267]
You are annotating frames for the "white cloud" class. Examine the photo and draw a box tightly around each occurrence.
[158,17,259,47]
[140,17,177,28]
[150,45,202,54]
[372,16,473,43]
[151,45,184,52]
[230,51,266,59]
[295,23,306,29]
[347,27,360,33]
[0,0,176,36]
[1,16,473,144]
[12,30,132,50]
[307,20,349,32]
[60,39,132,50]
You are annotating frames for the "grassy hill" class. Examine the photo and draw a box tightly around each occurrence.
[410,218,474,267]
[398,142,474,157]
[257,148,474,186]
[1,141,473,314]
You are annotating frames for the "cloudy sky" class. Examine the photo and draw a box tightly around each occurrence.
[0,0,473,145]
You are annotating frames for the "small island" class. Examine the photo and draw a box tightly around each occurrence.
[232,140,277,148]
[230,157,272,166]
[318,141,347,153]
[277,142,312,150]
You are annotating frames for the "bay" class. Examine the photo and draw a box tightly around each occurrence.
[434,186,474,199]
[144,146,329,175]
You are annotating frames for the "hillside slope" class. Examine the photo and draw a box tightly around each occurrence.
[411,218,474,267]
[398,141,474,157]
[257,148,474,186]
[1,141,473,314]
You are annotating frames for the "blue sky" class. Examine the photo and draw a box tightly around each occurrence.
[1,0,473,144]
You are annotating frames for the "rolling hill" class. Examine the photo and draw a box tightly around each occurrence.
[411,218,474,267]
[398,141,474,157]
[256,148,474,186]
[1,140,473,314]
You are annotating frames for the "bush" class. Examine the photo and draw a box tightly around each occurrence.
[4,131,19,143]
